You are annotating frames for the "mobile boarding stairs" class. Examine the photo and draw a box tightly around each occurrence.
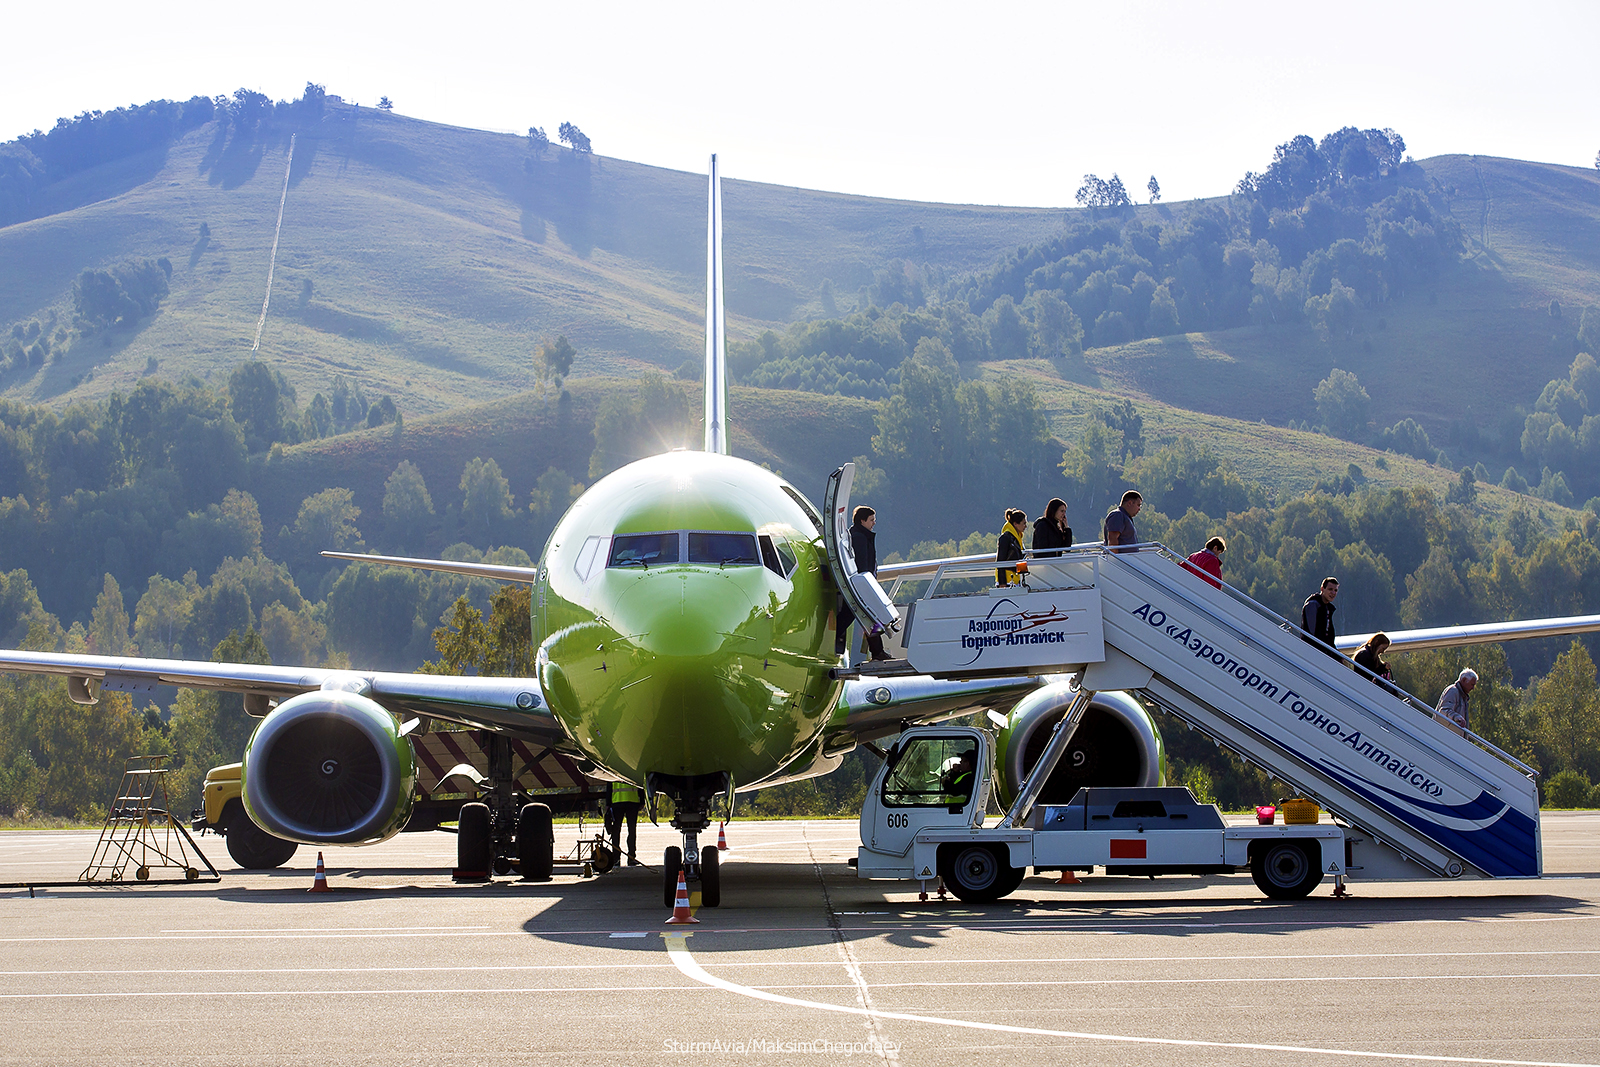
[823,469,1543,891]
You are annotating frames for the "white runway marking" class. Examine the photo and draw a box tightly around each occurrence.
[2,948,1596,979]
[163,925,489,933]
[661,932,1600,1067]
[0,986,709,999]
[804,823,898,1066]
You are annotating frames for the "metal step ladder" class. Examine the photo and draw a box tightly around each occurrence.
[81,755,218,883]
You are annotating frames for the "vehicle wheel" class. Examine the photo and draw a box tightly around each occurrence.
[1251,840,1323,900]
[185,867,199,882]
[517,803,554,882]
[136,866,150,881]
[222,801,299,869]
[457,802,492,877]
[939,844,1022,903]
[663,845,683,907]
[699,845,721,908]
[592,844,616,874]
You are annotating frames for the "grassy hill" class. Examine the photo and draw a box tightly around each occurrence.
[3,98,1598,534]
[984,358,1576,533]
[0,104,1063,414]
[1047,158,1600,449]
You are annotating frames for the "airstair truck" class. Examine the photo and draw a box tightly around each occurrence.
[831,465,1543,901]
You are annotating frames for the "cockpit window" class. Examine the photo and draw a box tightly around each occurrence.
[608,533,679,568]
[760,534,798,579]
[688,532,759,566]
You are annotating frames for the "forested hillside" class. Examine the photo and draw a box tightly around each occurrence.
[4,91,1600,821]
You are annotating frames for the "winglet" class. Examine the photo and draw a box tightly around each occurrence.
[703,154,728,454]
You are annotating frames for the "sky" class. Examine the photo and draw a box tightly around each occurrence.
[4,0,1597,208]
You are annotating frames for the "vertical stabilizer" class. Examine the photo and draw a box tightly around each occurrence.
[703,154,728,454]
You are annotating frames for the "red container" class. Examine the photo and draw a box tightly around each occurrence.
[1255,805,1276,825]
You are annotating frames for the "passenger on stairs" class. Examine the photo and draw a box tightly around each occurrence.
[996,509,1028,586]
[1184,536,1226,589]
[1300,577,1340,657]
[1032,498,1073,558]
[1352,632,1394,684]
[1435,669,1477,734]
[1103,491,1142,552]
[838,505,892,661]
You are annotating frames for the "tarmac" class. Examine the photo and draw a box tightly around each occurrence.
[1,812,1598,1066]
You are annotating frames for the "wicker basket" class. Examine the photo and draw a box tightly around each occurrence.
[1280,798,1321,824]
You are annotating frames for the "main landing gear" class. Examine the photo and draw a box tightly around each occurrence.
[454,734,555,883]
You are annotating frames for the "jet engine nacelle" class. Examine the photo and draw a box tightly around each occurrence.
[994,682,1165,808]
[242,691,416,845]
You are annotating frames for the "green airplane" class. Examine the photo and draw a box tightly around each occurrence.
[0,156,1089,906]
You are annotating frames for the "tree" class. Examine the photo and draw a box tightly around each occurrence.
[983,295,1029,361]
[382,461,434,550]
[540,334,577,393]
[1075,173,1131,210]
[1147,175,1161,203]
[460,457,513,541]
[292,488,363,553]
[89,574,130,656]
[228,361,296,452]
[420,585,534,677]
[1446,467,1478,507]
[557,122,592,154]
[527,126,549,155]
[1313,368,1371,440]
[377,96,393,111]
[1305,279,1360,341]
[1530,640,1600,777]
[1027,290,1083,357]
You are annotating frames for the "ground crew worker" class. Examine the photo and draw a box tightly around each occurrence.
[606,780,643,865]
[942,750,977,803]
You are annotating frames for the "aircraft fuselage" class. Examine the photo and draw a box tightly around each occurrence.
[535,451,840,791]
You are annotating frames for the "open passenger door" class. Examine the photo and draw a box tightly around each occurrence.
[824,463,901,637]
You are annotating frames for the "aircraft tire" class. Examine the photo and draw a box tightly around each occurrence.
[699,845,720,908]
[222,800,299,869]
[457,802,492,876]
[939,843,1022,904]
[1250,839,1323,900]
[517,803,554,882]
[663,846,683,907]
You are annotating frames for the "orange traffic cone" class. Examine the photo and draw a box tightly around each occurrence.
[665,869,699,924]
[308,851,331,893]
[716,822,728,851]
[1056,869,1081,884]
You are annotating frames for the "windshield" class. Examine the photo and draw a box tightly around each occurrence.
[608,533,679,568]
[688,532,759,566]
[882,737,979,808]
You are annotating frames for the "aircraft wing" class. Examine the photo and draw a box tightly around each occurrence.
[1337,614,1600,654]
[831,671,1042,745]
[0,649,568,747]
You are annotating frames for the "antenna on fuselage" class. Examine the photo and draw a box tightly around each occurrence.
[703,154,728,454]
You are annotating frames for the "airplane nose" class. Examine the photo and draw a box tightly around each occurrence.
[612,570,758,658]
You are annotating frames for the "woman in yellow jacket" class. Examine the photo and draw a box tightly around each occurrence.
[996,508,1027,585]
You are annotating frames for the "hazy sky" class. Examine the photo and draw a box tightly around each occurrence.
[5,0,1596,207]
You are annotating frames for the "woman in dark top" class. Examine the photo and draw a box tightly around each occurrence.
[1032,498,1072,557]
[1353,632,1393,682]
[996,508,1027,585]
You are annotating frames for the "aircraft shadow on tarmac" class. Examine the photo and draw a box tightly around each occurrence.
[492,861,1600,956]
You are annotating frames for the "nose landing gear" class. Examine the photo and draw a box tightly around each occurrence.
[650,772,729,909]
